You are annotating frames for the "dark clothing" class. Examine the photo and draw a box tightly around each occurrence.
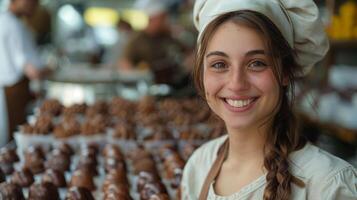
[4,77,33,139]
[123,31,185,84]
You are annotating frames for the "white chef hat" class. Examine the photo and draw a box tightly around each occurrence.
[193,0,330,75]
[134,0,168,17]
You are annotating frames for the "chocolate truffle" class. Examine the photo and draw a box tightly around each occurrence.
[0,147,19,163]
[45,149,71,172]
[40,99,63,116]
[140,182,167,200]
[137,171,160,191]
[42,169,66,187]
[65,186,94,200]
[104,158,126,173]
[24,155,45,174]
[53,117,80,138]
[0,162,14,175]
[0,182,25,200]
[55,142,74,156]
[104,184,132,200]
[70,169,96,191]
[28,182,60,200]
[11,168,34,187]
[24,146,45,160]
[149,194,170,200]
[133,158,157,175]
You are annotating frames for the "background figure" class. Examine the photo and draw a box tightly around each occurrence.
[104,18,133,68]
[24,4,52,45]
[0,0,50,146]
[120,0,187,85]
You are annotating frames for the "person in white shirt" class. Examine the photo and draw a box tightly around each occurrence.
[181,0,356,199]
[0,0,50,146]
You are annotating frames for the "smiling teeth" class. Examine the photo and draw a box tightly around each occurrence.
[226,98,253,108]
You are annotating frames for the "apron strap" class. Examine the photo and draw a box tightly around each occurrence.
[199,138,229,200]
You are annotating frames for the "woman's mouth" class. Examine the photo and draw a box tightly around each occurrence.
[223,97,258,111]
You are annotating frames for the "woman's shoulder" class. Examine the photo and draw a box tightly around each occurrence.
[290,143,355,179]
[181,135,228,199]
[290,143,356,199]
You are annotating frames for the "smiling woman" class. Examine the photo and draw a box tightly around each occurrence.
[181,0,357,200]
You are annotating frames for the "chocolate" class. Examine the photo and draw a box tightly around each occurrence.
[102,170,128,192]
[0,162,14,175]
[11,168,34,187]
[54,116,80,138]
[65,186,95,200]
[137,171,160,191]
[133,158,157,175]
[24,146,45,160]
[140,182,167,200]
[0,182,25,200]
[28,182,60,200]
[70,169,96,191]
[112,123,136,139]
[103,184,132,200]
[149,194,170,200]
[62,103,87,116]
[42,169,66,187]
[102,144,123,160]
[39,99,63,116]
[24,155,45,174]
[0,147,19,163]
[104,158,126,173]
[45,149,71,172]
[54,142,74,156]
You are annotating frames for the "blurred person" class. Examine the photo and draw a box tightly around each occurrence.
[104,18,134,67]
[24,4,52,45]
[119,0,188,85]
[0,0,51,145]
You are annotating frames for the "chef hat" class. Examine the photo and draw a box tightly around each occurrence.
[193,0,329,75]
[134,0,168,17]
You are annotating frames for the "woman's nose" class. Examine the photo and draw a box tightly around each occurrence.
[227,68,250,92]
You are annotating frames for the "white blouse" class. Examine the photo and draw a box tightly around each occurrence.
[181,135,357,200]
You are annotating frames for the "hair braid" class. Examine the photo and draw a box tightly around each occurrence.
[263,89,305,200]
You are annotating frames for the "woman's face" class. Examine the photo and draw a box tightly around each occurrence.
[203,21,280,132]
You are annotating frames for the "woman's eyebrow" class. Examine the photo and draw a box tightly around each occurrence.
[245,49,266,56]
[206,49,268,58]
[206,51,229,58]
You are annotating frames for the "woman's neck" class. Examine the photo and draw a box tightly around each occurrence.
[225,126,268,169]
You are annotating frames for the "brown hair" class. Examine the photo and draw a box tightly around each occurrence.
[193,11,306,200]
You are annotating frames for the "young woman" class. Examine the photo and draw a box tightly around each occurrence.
[181,0,357,199]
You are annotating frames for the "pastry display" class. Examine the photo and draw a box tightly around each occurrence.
[28,182,60,200]
[70,169,96,191]
[11,168,34,187]
[65,186,95,200]
[39,99,63,116]
[42,168,66,187]
[0,147,19,163]
[0,182,25,200]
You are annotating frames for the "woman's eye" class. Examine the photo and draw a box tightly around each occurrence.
[248,60,267,71]
[211,62,226,69]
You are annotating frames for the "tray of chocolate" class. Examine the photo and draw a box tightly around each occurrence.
[15,97,226,153]
[0,140,199,200]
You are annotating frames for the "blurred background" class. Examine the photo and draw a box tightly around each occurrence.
[0,0,356,165]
